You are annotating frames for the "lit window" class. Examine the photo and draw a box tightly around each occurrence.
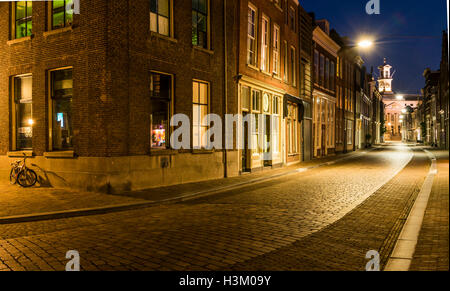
[13,1,32,39]
[261,16,270,72]
[50,69,73,151]
[290,47,296,86]
[13,75,33,150]
[192,0,208,49]
[247,5,257,66]
[150,72,172,149]
[52,0,74,30]
[150,0,171,36]
[273,25,280,76]
[193,81,209,149]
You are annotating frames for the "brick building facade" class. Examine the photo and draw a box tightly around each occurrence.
[0,0,242,192]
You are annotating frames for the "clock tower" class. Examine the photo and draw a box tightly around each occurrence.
[377,58,394,94]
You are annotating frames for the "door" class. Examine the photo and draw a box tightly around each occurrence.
[303,119,312,161]
[263,115,272,167]
[321,124,327,157]
[241,112,250,172]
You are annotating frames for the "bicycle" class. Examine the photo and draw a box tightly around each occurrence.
[10,153,38,188]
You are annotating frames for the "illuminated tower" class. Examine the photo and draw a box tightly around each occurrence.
[377,58,393,94]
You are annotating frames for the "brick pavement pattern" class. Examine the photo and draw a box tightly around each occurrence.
[0,145,436,271]
[410,151,449,271]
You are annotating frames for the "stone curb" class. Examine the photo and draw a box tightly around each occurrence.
[0,147,377,225]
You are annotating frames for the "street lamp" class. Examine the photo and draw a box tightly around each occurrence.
[357,40,374,49]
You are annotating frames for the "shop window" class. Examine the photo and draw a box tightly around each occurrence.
[150,72,172,150]
[252,89,261,112]
[12,75,33,150]
[50,68,73,151]
[193,80,209,149]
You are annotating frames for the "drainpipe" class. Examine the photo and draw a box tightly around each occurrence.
[223,0,228,178]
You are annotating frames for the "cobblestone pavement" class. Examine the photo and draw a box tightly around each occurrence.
[410,151,449,271]
[0,144,435,271]
[0,185,147,218]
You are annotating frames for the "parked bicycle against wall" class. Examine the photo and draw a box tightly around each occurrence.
[10,153,37,187]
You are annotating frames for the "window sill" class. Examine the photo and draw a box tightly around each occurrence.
[192,149,214,155]
[44,151,75,159]
[193,46,214,55]
[7,36,31,46]
[43,26,73,38]
[149,149,178,156]
[260,70,272,77]
[149,32,178,43]
[7,151,34,158]
[247,64,259,72]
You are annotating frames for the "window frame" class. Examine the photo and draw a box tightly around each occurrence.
[192,0,210,49]
[11,1,32,40]
[47,67,74,152]
[49,0,74,31]
[11,74,33,151]
[260,14,270,73]
[150,71,174,150]
[150,0,173,37]
[290,46,296,87]
[247,3,258,67]
[273,24,280,76]
[192,79,210,149]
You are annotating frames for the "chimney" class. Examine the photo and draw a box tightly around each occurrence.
[315,19,330,35]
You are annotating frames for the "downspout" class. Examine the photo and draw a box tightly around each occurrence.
[223,0,228,178]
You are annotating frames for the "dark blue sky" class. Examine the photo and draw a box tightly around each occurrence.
[300,0,448,94]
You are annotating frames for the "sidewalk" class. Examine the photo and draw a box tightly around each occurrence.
[0,148,373,223]
[409,150,449,271]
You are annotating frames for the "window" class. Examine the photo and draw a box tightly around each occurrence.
[314,50,319,85]
[273,25,280,76]
[150,0,171,36]
[283,41,288,82]
[251,89,261,112]
[12,75,33,150]
[319,54,325,87]
[241,86,250,111]
[247,5,257,66]
[50,68,73,151]
[325,58,330,89]
[289,6,295,32]
[12,1,32,39]
[290,47,296,86]
[150,72,172,149]
[287,103,298,154]
[193,81,209,149]
[272,96,280,154]
[51,0,74,30]
[330,61,335,91]
[192,0,208,49]
[261,16,270,72]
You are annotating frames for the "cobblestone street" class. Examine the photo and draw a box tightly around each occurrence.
[0,144,447,271]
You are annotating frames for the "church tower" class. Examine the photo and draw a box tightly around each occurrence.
[377,58,393,94]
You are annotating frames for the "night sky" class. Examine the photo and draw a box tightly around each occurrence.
[300,0,448,94]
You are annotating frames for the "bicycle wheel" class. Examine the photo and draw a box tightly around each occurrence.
[9,168,19,185]
[17,169,38,188]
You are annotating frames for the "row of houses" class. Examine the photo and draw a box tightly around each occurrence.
[418,31,449,149]
[0,0,385,193]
